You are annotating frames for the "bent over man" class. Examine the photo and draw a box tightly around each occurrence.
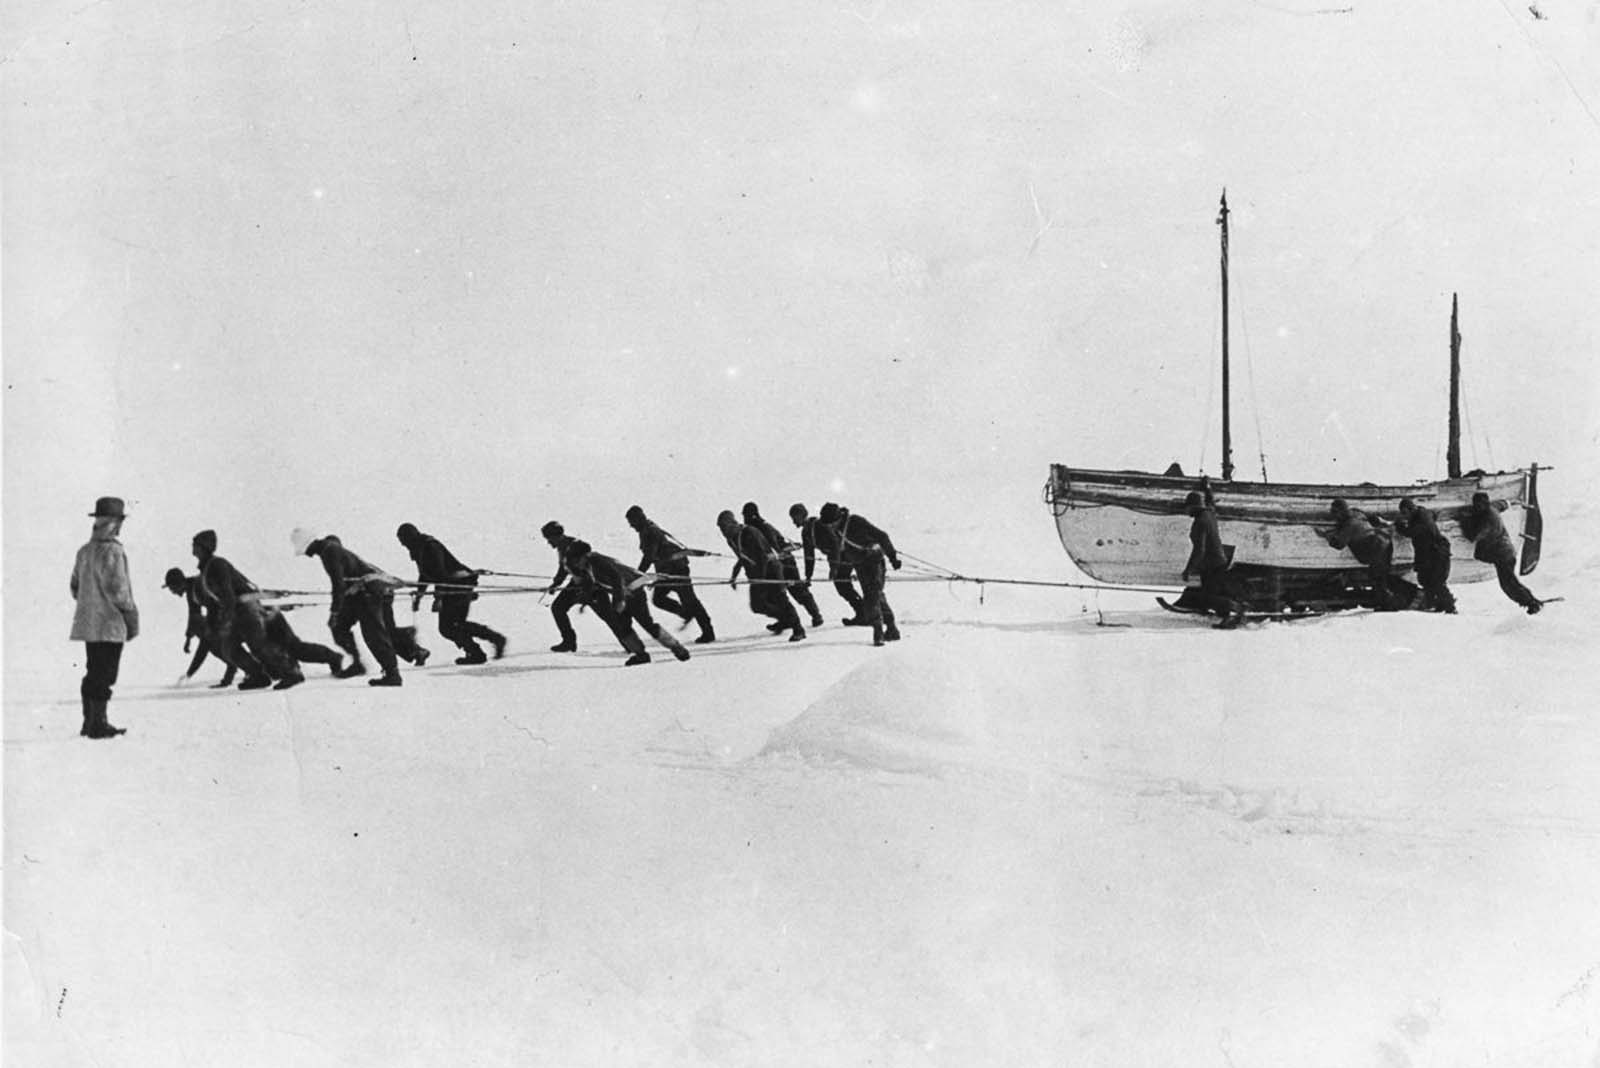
[626,505,714,644]
[818,503,901,647]
[1394,497,1456,613]
[790,502,866,624]
[294,528,429,687]
[397,523,506,665]
[1459,491,1544,614]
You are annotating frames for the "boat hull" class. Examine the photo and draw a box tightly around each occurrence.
[1045,465,1536,588]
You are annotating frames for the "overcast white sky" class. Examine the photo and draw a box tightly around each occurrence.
[6,0,1598,637]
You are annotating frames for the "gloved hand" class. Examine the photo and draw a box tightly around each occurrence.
[411,592,423,613]
[889,556,902,571]
[183,637,193,653]
[327,612,338,631]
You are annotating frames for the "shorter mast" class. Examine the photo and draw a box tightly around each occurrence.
[1217,191,1234,482]
[1448,293,1462,479]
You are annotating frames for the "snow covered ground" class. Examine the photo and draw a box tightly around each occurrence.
[7,0,1600,1063]
[6,500,1599,1067]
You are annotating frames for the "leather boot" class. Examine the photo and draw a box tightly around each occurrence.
[80,695,92,737]
[86,699,125,738]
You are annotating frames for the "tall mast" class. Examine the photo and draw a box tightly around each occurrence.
[1217,190,1234,482]
[1447,293,1462,479]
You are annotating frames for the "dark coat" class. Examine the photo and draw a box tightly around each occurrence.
[1395,504,1451,561]
[405,532,478,597]
[1183,507,1229,577]
[306,536,394,612]
[1326,510,1391,567]
[830,511,899,568]
[581,552,647,609]
[722,523,781,581]
[197,554,260,613]
[1460,502,1517,567]
[634,521,693,575]
[795,516,847,580]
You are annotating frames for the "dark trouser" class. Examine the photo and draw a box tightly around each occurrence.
[333,592,403,676]
[551,585,585,647]
[749,573,801,631]
[82,641,124,701]
[186,638,238,685]
[828,562,865,616]
[650,567,713,635]
[1356,537,1400,609]
[777,555,822,624]
[1493,559,1539,609]
[1197,569,1239,618]
[1413,549,1456,612]
[854,552,898,643]
[216,598,300,680]
[437,592,502,657]
[619,590,687,656]
[265,610,342,671]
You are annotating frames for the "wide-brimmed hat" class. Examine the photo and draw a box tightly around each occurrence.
[89,496,127,518]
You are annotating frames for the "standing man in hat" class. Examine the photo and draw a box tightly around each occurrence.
[789,502,866,624]
[396,523,507,665]
[625,505,715,645]
[1459,491,1544,613]
[741,502,824,628]
[70,496,138,737]
[1394,497,1457,613]
[817,503,901,646]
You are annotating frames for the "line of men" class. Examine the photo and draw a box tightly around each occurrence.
[540,501,902,665]
[167,501,903,688]
[1182,484,1545,627]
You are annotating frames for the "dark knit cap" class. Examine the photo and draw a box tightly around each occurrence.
[541,520,564,539]
[192,529,218,553]
[163,567,187,590]
[396,522,420,544]
[818,503,842,525]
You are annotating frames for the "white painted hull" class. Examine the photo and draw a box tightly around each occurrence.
[1045,466,1535,588]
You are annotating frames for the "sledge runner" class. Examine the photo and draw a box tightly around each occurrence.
[396,523,507,665]
[626,505,715,644]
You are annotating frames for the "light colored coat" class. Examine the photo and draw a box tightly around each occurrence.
[70,520,140,642]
